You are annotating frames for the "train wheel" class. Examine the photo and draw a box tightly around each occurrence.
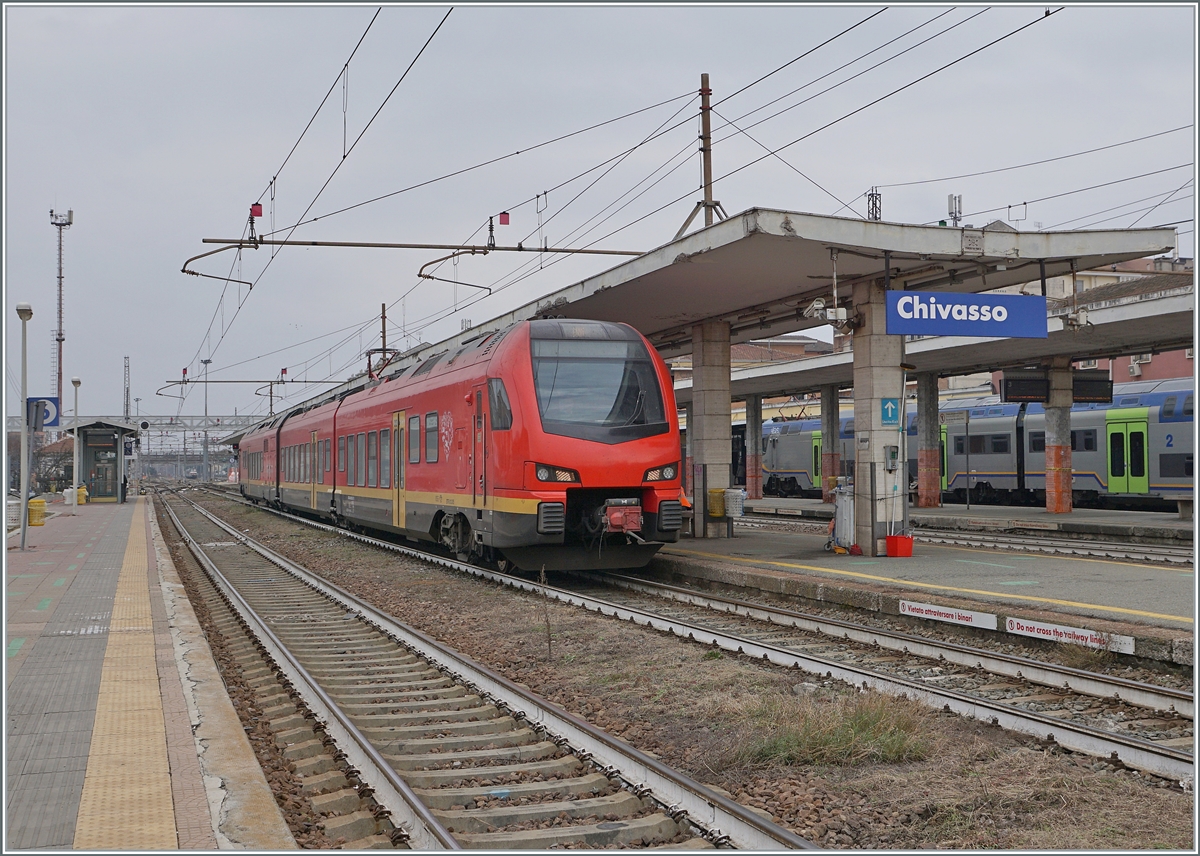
[496,553,519,574]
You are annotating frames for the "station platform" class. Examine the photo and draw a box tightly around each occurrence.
[649,512,1193,667]
[5,498,294,850]
[743,496,1193,544]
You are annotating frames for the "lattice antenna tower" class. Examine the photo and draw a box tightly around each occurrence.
[49,209,73,413]
[124,356,131,420]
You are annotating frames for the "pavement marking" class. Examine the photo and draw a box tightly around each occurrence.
[926,541,1180,572]
[35,598,52,611]
[76,553,86,558]
[955,559,1017,569]
[67,564,78,571]
[850,561,881,565]
[7,638,25,657]
[74,498,177,849]
[666,547,1194,625]
[54,578,65,586]
[7,593,25,597]
[997,581,1041,586]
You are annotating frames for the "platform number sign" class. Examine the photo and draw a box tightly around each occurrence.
[881,397,900,426]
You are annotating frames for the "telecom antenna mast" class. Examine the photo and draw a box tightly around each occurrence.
[124,356,131,419]
[50,208,73,415]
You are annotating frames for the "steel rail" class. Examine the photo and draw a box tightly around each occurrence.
[200,490,1195,782]
[161,498,462,850]
[592,572,1194,718]
[185,492,816,850]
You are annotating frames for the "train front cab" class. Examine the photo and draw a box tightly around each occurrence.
[486,319,683,571]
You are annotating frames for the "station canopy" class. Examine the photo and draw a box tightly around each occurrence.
[400,208,1177,362]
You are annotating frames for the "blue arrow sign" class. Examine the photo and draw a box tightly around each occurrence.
[881,397,900,426]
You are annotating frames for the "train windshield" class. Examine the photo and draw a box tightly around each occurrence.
[531,335,667,443]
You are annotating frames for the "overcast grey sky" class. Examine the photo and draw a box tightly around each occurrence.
[4,3,1196,430]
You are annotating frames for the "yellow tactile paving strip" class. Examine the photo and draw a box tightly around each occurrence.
[73,498,178,850]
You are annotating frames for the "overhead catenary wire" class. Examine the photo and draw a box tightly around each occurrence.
[1040,181,1195,230]
[182,9,453,384]
[268,6,890,238]
[925,163,1194,225]
[875,124,1193,189]
[560,7,1067,256]
[381,8,1069,350]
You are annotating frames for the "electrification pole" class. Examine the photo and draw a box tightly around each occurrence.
[201,359,212,481]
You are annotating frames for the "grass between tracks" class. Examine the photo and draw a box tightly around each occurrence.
[712,689,931,767]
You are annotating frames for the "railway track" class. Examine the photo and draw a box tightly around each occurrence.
[194,487,1193,785]
[736,515,1194,565]
[161,490,815,850]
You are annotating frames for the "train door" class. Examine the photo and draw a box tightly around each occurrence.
[392,411,406,529]
[310,432,319,509]
[1106,408,1149,495]
[472,385,487,509]
[811,430,821,489]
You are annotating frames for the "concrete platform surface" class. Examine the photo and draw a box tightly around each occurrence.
[5,498,294,850]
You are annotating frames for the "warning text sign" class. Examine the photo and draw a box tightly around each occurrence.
[1005,617,1135,654]
[900,600,998,630]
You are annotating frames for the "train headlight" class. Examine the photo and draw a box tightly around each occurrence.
[535,463,579,483]
[643,462,679,482]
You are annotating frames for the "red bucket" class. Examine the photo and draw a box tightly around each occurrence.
[886,535,913,557]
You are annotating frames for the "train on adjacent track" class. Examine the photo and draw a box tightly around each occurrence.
[761,377,1194,507]
[237,319,684,571]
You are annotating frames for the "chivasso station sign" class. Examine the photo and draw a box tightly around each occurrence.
[885,292,1048,338]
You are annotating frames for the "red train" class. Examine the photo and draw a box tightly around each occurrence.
[237,319,683,571]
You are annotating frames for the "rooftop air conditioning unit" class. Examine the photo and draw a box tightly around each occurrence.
[1128,363,1142,377]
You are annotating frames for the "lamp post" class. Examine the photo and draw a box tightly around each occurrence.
[201,359,211,481]
[71,377,81,514]
[17,303,33,550]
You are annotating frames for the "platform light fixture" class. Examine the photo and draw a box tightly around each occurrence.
[17,303,33,549]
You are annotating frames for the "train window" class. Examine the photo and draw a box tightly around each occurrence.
[1029,431,1045,453]
[357,433,367,486]
[1071,429,1097,452]
[425,413,439,463]
[326,439,332,473]
[954,436,963,455]
[396,429,404,488]
[409,416,420,463]
[530,337,665,439]
[988,435,1010,454]
[347,435,356,487]
[367,432,378,488]
[969,435,985,455]
[1109,432,1125,477]
[488,378,513,430]
[1163,397,1177,418]
[1129,431,1145,478]
[380,429,391,488]
[1160,453,1193,478]
[1185,395,1194,417]
[338,436,345,472]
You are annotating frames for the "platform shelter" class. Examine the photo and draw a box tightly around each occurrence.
[74,418,139,503]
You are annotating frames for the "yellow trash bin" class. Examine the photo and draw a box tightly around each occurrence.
[707,488,726,518]
[28,499,45,526]
[78,485,88,504]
